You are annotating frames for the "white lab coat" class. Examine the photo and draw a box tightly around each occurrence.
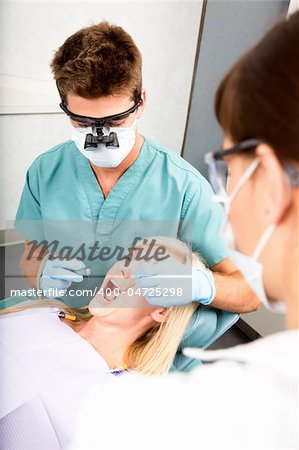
[0,308,115,450]
[71,329,299,450]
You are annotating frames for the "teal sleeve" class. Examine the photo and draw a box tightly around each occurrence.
[14,164,44,242]
[181,177,229,268]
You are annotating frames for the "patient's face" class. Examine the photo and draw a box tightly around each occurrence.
[88,257,157,325]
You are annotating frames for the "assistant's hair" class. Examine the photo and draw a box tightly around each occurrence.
[215,11,299,164]
[51,21,142,103]
[1,237,204,376]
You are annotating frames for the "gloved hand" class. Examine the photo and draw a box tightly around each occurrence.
[134,257,216,307]
[39,258,86,299]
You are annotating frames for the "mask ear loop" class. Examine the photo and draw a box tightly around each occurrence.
[252,223,276,261]
[251,160,297,261]
[212,157,260,224]
[229,158,260,202]
[228,157,275,261]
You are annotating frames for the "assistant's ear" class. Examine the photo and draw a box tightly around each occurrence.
[136,88,146,119]
[256,144,291,224]
[150,308,168,323]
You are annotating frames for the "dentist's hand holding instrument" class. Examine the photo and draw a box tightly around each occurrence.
[38,256,90,298]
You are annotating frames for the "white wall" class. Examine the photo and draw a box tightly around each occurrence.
[0,1,203,230]
[289,0,299,14]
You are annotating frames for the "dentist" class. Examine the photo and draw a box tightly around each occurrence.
[13,21,257,312]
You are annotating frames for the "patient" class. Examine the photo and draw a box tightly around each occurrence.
[0,237,203,449]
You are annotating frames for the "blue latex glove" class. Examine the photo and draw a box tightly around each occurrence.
[39,258,86,299]
[134,257,216,307]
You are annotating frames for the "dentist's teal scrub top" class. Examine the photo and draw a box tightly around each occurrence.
[14,137,228,307]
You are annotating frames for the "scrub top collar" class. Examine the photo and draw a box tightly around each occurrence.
[73,138,154,222]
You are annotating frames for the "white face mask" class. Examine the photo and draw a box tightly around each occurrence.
[72,119,137,168]
[230,227,285,313]
[213,158,285,313]
[214,158,260,249]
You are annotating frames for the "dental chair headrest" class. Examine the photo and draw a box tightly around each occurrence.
[171,307,239,372]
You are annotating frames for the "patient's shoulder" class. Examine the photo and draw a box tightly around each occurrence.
[0,307,75,353]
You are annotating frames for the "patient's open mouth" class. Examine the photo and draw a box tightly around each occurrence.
[102,279,119,302]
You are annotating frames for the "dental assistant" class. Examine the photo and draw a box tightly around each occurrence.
[71,12,299,450]
[13,21,259,312]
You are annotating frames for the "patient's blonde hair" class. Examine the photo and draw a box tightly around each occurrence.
[1,237,205,376]
[123,237,204,375]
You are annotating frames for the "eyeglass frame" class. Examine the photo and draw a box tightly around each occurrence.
[208,138,262,161]
[59,96,143,128]
[205,138,299,188]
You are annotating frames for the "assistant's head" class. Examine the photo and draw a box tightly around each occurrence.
[51,21,145,126]
[214,12,299,316]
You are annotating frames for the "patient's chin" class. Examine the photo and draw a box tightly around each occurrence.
[88,296,117,316]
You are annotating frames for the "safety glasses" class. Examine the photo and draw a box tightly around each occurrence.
[204,139,261,196]
[59,97,143,128]
[205,138,299,195]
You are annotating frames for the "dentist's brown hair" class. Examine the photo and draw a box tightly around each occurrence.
[51,21,142,103]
